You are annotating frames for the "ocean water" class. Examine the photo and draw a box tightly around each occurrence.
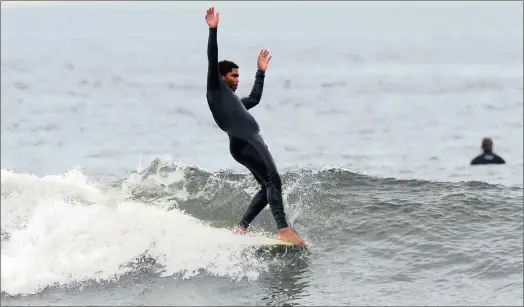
[1,1,523,306]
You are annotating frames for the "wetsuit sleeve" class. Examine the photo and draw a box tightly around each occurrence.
[241,70,265,110]
[207,28,221,90]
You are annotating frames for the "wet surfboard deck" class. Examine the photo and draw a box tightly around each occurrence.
[250,236,308,256]
[259,237,297,246]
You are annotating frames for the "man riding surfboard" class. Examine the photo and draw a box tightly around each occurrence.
[204,6,305,246]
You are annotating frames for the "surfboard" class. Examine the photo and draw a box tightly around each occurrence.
[249,236,308,258]
[259,237,297,246]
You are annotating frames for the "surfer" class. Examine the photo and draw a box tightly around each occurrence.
[204,6,305,246]
[470,137,506,165]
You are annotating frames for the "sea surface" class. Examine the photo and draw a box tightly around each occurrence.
[1,1,523,306]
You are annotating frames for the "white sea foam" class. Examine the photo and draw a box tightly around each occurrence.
[0,169,269,296]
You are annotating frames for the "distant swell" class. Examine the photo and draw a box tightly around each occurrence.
[118,158,523,232]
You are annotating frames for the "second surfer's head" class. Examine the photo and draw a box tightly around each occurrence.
[219,60,239,91]
[481,137,493,153]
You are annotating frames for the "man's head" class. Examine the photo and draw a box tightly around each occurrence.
[218,60,239,91]
[481,137,493,153]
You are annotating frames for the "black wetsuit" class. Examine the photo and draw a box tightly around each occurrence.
[205,27,288,230]
[470,151,506,165]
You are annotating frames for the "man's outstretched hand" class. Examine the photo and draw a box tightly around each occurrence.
[257,49,272,72]
[205,6,219,28]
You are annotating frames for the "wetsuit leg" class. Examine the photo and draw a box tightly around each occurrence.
[239,170,267,229]
[229,135,288,230]
[230,137,269,228]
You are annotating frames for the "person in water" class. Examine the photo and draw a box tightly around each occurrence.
[204,7,305,246]
[470,137,506,165]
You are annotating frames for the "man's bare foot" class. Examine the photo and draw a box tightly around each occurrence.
[277,227,306,246]
[232,225,247,235]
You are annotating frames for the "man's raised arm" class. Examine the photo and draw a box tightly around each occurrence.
[241,49,272,110]
[241,70,265,110]
[205,7,220,90]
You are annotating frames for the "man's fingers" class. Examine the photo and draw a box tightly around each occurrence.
[259,49,270,59]
[267,55,272,63]
[206,6,218,22]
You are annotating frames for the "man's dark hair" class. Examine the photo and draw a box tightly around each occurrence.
[218,60,239,76]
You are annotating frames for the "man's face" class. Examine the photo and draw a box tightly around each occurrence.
[222,68,239,91]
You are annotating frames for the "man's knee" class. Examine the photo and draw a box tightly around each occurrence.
[257,184,266,193]
[266,172,282,190]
